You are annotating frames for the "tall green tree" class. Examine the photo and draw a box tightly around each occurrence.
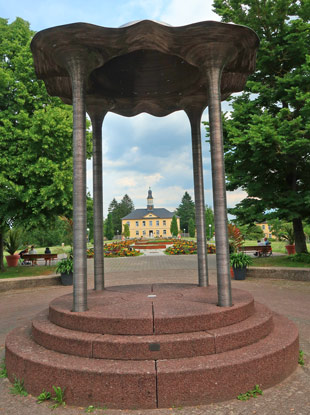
[188,217,196,238]
[170,215,179,237]
[176,192,195,233]
[0,17,92,269]
[122,223,130,238]
[212,0,310,253]
[105,213,114,241]
[108,194,134,234]
[205,206,214,240]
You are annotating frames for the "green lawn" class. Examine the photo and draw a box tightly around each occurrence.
[251,255,310,268]
[0,265,57,279]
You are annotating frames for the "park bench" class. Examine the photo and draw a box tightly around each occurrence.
[22,253,58,265]
[239,245,272,257]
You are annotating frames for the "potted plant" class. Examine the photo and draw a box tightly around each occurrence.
[280,225,295,255]
[56,255,73,285]
[4,229,23,267]
[230,252,252,280]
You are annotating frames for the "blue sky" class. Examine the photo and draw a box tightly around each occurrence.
[1,0,246,215]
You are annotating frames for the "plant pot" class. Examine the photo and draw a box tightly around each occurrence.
[285,245,296,255]
[230,266,234,278]
[5,254,20,267]
[60,272,73,286]
[233,266,247,280]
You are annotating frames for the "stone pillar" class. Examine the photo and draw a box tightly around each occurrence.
[87,109,106,291]
[186,108,208,287]
[206,66,232,307]
[65,56,88,312]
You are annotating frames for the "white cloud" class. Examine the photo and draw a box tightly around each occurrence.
[226,190,247,207]
[160,0,219,26]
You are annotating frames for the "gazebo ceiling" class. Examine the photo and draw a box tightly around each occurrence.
[31,20,259,117]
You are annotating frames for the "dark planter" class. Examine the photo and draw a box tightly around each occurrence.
[285,245,296,255]
[233,266,247,280]
[60,272,73,286]
[6,254,20,267]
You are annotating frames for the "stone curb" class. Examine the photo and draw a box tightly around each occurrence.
[248,266,310,282]
[1,266,309,293]
[0,274,61,292]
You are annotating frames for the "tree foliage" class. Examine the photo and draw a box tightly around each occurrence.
[122,223,130,238]
[170,215,179,237]
[105,213,114,241]
[205,205,214,240]
[108,194,134,234]
[176,192,195,233]
[212,0,310,253]
[237,223,264,241]
[0,17,92,269]
[188,217,196,238]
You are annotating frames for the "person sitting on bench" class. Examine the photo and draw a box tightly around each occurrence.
[254,240,264,256]
[18,248,29,265]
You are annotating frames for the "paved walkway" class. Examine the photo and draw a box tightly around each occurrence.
[0,255,309,415]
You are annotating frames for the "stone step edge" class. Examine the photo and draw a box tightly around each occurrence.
[32,302,273,360]
[5,313,299,409]
[48,287,255,335]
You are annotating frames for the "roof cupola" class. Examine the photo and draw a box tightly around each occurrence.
[147,188,154,211]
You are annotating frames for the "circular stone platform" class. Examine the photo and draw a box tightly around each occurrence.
[5,284,299,409]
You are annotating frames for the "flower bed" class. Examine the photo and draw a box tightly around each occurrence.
[165,240,216,255]
[87,241,140,258]
[104,241,140,257]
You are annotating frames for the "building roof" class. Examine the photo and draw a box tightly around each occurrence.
[122,208,177,220]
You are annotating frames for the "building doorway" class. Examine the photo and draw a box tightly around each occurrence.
[149,230,154,238]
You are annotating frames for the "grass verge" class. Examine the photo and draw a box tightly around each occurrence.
[0,265,57,279]
[251,255,310,268]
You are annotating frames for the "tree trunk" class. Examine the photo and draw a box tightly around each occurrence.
[0,231,4,272]
[293,218,308,253]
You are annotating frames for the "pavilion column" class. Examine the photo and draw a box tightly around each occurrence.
[186,108,208,287]
[65,56,88,312]
[88,109,106,291]
[205,65,232,307]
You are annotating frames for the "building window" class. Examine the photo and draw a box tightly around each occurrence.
[149,220,152,226]
[136,231,139,236]
[163,220,166,226]
[262,224,265,230]
[163,230,167,235]
[127,221,130,227]
[136,221,139,227]
[156,230,160,235]
[142,221,146,226]
[143,230,146,235]
[156,220,159,226]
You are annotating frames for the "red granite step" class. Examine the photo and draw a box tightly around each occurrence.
[49,285,255,335]
[5,313,298,409]
[32,303,273,360]
[157,313,299,408]
[5,325,157,409]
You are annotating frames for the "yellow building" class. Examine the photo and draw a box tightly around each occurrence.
[256,222,275,239]
[121,189,180,238]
